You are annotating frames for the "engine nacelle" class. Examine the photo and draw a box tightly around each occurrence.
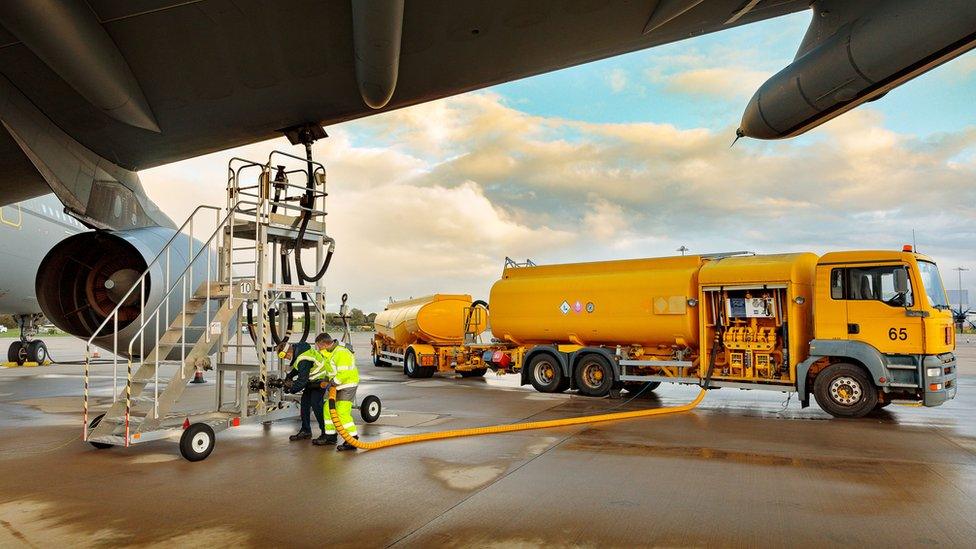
[738,0,976,139]
[36,227,210,357]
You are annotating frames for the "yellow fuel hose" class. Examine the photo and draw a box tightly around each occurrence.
[327,385,707,451]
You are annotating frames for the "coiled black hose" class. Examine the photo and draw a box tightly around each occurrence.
[292,141,333,283]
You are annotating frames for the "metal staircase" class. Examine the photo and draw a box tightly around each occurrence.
[82,147,332,457]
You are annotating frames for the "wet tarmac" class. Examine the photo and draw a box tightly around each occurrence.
[0,333,974,547]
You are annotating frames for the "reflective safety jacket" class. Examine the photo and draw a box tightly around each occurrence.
[327,345,359,389]
[308,347,332,381]
[285,345,324,394]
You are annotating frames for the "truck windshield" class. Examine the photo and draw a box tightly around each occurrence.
[917,261,949,309]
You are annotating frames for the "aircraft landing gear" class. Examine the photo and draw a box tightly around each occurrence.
[7,314,48,365]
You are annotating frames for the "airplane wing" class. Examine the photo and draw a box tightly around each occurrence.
[0,0,809,209]
[1,0,973,218]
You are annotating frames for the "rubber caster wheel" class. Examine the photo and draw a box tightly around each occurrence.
[7,341,27,365]
[27,340,48,363]
[360,395,382,423]
[87,413,113,450]
[180,423,216,462]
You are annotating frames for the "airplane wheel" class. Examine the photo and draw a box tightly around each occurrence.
[27,340,48,363]
[87,414,113,450]
[180,423,216,462]
[7,341,27,364]
[360,395,381,423]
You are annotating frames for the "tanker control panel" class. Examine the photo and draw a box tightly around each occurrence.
[375,248,956,418]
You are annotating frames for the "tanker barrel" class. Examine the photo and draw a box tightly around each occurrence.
[374,294,487,347]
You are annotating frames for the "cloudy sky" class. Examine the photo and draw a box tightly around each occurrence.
[142,11,976,314]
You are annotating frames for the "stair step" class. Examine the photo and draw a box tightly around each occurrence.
[101,415,146,425]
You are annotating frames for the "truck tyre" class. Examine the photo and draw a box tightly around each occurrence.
[574,354,614,397]
[813,363,878,418]
[528,354,566,393]
[372,344,384,367]
[404,349,435,378]
[623,381,661,396]
[459,368,487,378]
[404,349,422,378]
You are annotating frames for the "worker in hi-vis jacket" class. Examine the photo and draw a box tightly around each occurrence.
[316,332,360,451]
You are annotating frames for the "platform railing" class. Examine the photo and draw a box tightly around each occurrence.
[82,205,222,440]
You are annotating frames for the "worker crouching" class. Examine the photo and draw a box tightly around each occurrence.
[316,332,360,451]
[278,341,332,444]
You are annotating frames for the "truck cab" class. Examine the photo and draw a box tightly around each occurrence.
[801,247,957,416]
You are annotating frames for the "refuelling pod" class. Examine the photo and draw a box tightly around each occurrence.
[36,227,212,357]
[374,294,488,347]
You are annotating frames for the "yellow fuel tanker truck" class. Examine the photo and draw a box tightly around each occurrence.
[484,248,956,418]
[371,294,500,378]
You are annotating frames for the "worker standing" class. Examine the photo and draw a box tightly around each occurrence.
[315,332,360,451]
[278,341,331,443]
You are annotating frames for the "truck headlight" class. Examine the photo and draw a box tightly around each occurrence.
[926,367,940,378]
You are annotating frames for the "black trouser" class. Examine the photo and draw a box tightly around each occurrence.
[300,386,326,434]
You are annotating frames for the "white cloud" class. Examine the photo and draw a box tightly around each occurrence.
[607,68,628,93]
[141,92,976,312]
[659,66,772,99]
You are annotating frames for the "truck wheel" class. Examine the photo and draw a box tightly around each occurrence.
[528,354,565,393]
[574,355,614,397]
[623,381,661,396]
[459,368,487,378]
[179,423,216,462]
[813,363,878,418]
[404,349,422,378]
[372,346,383,367]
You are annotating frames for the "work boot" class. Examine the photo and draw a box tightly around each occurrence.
[337,436,359,452]
[289,430,312,441]
[312,434,337,446]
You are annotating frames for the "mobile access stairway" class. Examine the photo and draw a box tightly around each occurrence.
[81,147,378,461]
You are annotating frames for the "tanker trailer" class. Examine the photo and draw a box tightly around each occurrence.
[372,294,491,378]
[488,248,957,419]
[489,255,704,395]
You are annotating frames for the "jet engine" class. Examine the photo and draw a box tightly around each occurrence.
[36,227,211,357]
[738,0,976,140]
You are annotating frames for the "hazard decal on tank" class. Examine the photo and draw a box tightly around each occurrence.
[586,302,595,313]
[573,301,583,313]
[559,300,570,314]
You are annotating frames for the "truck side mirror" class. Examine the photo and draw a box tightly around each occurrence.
[895,268,909,294]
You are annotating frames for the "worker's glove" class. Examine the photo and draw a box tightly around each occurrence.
[282,379,294,391]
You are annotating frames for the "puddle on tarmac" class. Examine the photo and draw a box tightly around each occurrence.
[16,396,111,415]
[0,499,250,547]
[130,454,179,464]
[423,458,507,491]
